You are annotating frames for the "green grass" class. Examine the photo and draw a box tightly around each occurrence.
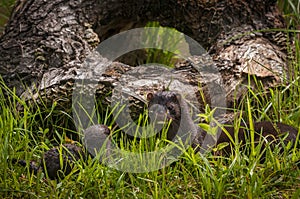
[1,47,300,198]
[0,92,299,198]
[278,0,300,28]
[0,0,300,198]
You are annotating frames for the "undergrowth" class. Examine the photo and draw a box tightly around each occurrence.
[0,0,300,198]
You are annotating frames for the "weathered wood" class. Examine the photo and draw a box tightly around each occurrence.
[0,0,289,117]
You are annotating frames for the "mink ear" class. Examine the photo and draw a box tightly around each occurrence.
[174,93,181,101]
[147,93,154,101]
[162,85,169,91]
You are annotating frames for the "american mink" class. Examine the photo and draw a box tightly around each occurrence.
[14,125,112,180]
[215,121,299,156]
[14,144,84,180]
[147,91,299,157]
[14,92,299,178]
[83,124,112,161]
[147,91,197,143]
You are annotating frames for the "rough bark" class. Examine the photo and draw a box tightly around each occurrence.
[0,0,289,118]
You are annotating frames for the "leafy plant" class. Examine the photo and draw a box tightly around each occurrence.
[143,21,185,68]
[0,0,15,34]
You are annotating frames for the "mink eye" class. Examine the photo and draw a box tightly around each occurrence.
[166,103,177,115]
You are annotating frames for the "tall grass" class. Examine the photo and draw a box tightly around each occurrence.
[278,0,300,28]
[1,57,299,198]
[0,0,300,198]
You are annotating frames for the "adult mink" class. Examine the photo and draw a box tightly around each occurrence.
[147,91,299,157]
[147,91,198,146]
[215,121,299,157]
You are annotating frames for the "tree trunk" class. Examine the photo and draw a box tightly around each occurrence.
[0,0,289,117]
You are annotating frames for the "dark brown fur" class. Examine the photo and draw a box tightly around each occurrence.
[216,121,299,156]
[14,125,112,180]
[147,92,182,140]
[15,144,84,180]
[147,91,299,157]
[41,144,84,179]
[147,91,197,142]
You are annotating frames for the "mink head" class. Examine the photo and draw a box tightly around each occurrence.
[147,91,182,140]
[41,144,84,180]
